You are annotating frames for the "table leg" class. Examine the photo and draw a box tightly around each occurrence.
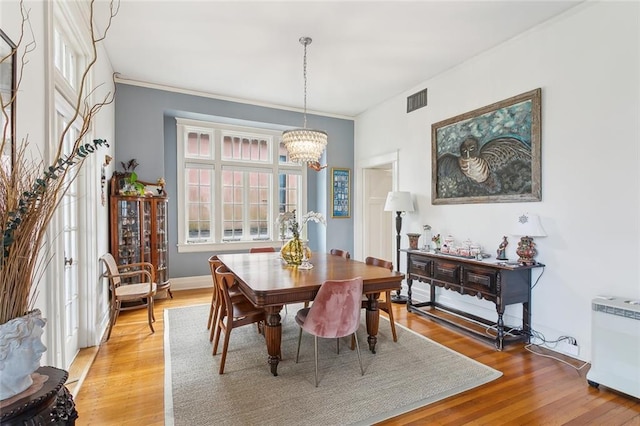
[365,294,380,354]
[265,306,282,376]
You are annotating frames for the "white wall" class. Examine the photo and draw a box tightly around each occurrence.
[1,0,116,362]
[355,1,640,361]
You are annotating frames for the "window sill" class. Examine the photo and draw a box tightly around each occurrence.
[177,241,280,254]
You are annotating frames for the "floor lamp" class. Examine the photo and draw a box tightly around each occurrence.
[384,191,414,304]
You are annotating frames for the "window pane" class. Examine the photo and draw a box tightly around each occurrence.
[278,142,290,164]
[186,132,212,158]
[278,172,300,214]
[222,170,243,240]
[187,132,199,156]
[222,134,271,163]
[185,165,213,242]
[248,171,270,239]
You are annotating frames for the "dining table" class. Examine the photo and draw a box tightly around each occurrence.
[217,252,405,376]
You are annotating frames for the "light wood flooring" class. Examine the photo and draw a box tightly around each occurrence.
[72,288,640,425]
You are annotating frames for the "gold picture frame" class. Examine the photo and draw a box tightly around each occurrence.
[432,88,541,204]
[1,29,16,170]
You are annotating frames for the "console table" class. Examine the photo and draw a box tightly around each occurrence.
[403,249,544,350]
[0,366,77,425]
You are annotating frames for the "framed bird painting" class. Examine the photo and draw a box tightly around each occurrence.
[431,88,541,205]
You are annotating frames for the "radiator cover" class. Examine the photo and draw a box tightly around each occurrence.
[586,296,640,399]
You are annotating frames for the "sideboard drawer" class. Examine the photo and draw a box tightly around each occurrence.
[462,266,497,294]
[409,258,432,278]
[433,261,461,284]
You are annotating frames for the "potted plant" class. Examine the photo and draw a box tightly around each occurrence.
[0,1,117,400]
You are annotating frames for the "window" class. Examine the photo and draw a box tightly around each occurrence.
[176,118,306,252]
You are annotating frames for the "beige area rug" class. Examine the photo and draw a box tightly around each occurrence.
[164,304,501,426]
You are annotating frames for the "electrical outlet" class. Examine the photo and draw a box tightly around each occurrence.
[556,340,580,357]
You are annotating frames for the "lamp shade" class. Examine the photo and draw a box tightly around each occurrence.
[384,191,414,213]
[512,213,547,237]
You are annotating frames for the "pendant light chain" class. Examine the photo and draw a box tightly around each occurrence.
[301,36,310,129]
[281,36,327,165]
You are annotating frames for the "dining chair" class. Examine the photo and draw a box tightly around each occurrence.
[364,256,398,342]
[99,253,157,341]
[249,247,276,253]
[207,256,245,342]
[212,264,267,374]
[295,277,365,386]
[329,248,351,259]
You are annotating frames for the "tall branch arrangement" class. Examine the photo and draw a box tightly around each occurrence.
[0,0,118,324]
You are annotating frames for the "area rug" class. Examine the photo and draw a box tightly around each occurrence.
[164,304,501,426]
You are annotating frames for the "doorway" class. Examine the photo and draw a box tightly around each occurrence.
[357,151,398,266]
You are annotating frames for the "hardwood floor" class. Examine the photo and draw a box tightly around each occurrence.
[72,288,640,425]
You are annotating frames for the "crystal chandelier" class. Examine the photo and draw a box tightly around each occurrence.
[282,37,328,164]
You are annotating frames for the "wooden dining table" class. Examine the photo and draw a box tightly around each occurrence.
[217,252,405,376]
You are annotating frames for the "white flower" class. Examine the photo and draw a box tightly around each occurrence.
[301,211,326,227]
[276,210,325,239]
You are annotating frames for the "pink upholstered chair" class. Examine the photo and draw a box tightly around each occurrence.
[249,247,276,253]
[295,277,364,386]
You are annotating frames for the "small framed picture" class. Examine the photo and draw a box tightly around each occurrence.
[331,168,350,218]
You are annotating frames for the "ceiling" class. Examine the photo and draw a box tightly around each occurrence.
[95,1,583,117]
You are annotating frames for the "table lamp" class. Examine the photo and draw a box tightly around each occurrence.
[384,191,414,303]
[512,213,546,265]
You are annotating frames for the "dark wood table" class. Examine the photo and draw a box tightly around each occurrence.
[218,252,404,376]
[0,366,77,425]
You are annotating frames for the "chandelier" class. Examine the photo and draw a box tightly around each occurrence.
[282,37,328,164]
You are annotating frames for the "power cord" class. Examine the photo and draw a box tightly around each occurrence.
[524,343,590,372]
[531,266,545,290]
[487,324,589,372]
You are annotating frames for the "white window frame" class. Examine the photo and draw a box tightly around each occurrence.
[176,118,307,253]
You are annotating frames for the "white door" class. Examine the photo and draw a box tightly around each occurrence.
[363,166,393,263]
[62,168,80,367]
[55,106,83,369]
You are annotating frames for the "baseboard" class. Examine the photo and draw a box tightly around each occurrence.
[170,275,212,291]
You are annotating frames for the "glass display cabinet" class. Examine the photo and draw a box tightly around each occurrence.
[109,174,171,298]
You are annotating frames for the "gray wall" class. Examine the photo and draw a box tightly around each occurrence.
[114,83,354,278]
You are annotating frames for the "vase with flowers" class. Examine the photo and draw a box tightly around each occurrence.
[277,210,325,266]
[0,2,116,400]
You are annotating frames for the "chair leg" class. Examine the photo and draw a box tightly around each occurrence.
[353,332,364,376]
[295,327,303,363]
[219,327,232,374]
[385,291,398,342]
[147,298,155,333]
[213,315,224,355]
[207,289,216,330]
[105,301,118,341]
[314,335,319,387]
[209,304,221,342]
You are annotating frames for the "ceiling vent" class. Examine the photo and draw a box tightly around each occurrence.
[407,88,428,113]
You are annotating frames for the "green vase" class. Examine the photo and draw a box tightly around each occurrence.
[280,237,304,266]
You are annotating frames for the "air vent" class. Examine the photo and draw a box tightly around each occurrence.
[407,88,428,113]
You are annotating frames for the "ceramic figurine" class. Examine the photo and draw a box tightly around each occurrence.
[496,236,508,260]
